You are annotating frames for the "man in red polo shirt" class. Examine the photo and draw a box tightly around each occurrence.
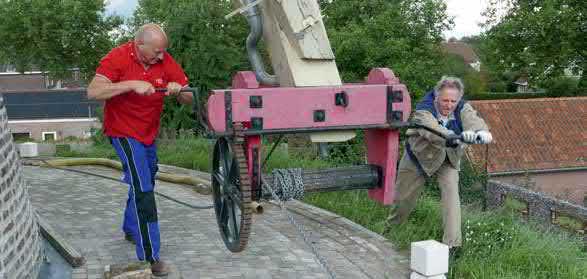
[87,23,191,276]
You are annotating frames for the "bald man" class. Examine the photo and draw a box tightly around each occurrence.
[88,24,192,275]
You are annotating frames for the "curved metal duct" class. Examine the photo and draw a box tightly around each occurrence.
[242,0,279,86]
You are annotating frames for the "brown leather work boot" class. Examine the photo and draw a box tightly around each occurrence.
[150,260,170,277]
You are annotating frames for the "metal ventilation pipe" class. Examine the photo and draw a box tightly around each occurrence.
[242,0,278,86]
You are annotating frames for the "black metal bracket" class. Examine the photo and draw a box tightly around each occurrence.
[392,89,403,102]
[386,86,404,123]
[313,110,326,122]
[251,117,263,130]
[250,95,263,108]
[252,147,262,201]
[392,111,403,121]
[335,91,348,107]
[224,91,233,132]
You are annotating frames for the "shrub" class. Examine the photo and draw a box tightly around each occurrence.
[545,77,580,97]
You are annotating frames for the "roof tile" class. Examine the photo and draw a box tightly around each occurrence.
[467,97,587,173]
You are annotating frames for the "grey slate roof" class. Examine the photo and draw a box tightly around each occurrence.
[1,90,101,120]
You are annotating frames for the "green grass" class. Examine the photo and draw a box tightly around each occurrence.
[57,136,587,278]
[56,143,117,159]
[156,138,214,170]
[56,137,331,172]
[305,191,586,279]
[555,215,585,233]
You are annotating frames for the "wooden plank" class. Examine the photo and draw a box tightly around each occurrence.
[229,0,341,86]
[38,217,86,268]
[260,0,341,87]
[271,0,335,59]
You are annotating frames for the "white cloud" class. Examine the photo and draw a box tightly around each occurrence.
[105,0,138,18]
[443,0,490,39]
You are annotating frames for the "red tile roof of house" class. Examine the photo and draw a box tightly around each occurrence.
[466,97,587,173]
[441,42,480,64]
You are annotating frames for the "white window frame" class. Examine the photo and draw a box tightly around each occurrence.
[42,131,57,141]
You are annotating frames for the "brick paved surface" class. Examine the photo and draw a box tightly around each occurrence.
[25,165,408,279]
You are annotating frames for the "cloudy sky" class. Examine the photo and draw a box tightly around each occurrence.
[106,0,489,39]
[105,0,138,18]
[443,0,490,38]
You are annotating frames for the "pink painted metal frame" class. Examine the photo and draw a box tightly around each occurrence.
[208,68,411,205]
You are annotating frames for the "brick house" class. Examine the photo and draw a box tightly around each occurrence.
[3,90,101,141]
[0,64,85,91]
[0,65,100,141]
[466,97,587,205]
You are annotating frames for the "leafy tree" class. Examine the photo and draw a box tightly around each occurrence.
[320,0,454,98]
[439,53,488,95]
[481,0,585,86]
[545,76,580,96]
[0,0,122,79]
[460,35,483,49]
[442,54,469,78]
[463,70,488,94]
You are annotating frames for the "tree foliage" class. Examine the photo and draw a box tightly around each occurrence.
[440,53,488,95]
[320,0,453,97]
[0,0,121,79]
[481,0,585,86]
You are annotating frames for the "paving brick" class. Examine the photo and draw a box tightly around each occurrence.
[25,164,409,278]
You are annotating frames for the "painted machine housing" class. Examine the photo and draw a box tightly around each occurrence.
[206,68,411,205]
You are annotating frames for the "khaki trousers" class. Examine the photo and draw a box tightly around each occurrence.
[391,153,462,247]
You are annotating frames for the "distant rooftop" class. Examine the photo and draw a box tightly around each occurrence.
[441,42,480,64]
[467,97,587,173]
[2,90,100,120]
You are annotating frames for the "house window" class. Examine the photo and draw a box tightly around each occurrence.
[42,132,57,142]
[12,132,32,142]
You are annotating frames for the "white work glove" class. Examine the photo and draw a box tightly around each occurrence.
[475,130,493,144]
[461,130,476,144]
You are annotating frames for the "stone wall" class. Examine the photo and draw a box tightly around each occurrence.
[486,180,586,246]
[0,94,42,278]
[492,170,587,206]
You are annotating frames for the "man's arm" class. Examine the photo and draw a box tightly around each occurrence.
[407,110,453,145]
[87,76,155,100]
[460,103,489,132]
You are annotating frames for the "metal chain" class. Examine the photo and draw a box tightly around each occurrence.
[271,168,304,200]
[261,176,337,279]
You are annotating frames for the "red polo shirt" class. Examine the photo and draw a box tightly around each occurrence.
[95,42,188,145]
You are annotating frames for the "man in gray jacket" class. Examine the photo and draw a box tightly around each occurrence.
[387,76,492,250]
